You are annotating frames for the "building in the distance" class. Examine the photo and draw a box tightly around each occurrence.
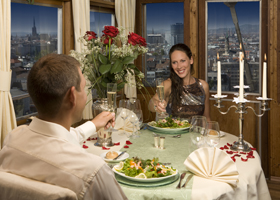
[171,23,184,45]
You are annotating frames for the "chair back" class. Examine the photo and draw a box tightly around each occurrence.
[0,171,77,200]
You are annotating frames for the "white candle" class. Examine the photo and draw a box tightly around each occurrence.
[217,53,221,96]
[239,52,244,101]
[262,54,267,99]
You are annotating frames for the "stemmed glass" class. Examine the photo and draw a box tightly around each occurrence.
[155,78,168,119]
[189,116,207,148]
[206,121,220,148]
[107,83,117,132]
[134,109,143,134]
[118,99,130,136]
[129,112,139,138]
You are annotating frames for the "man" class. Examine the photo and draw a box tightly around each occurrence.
[0,54,127,200]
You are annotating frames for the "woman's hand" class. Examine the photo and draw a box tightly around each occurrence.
[153,99,167,113]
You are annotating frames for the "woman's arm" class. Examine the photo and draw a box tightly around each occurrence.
[200,79,211,122]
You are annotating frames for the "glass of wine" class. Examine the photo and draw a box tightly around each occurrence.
[206,121,220,148]
[155,78,168,119]
[189,115,207,148]
[107,83,117,132]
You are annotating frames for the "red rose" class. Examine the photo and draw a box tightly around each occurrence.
[128,32,147,47]
[102,26,119,38]
[102,35,113,45]
[84,31,97,41]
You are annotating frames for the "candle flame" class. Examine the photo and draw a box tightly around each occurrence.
[217,53,219,60]
[264,53,267,61]
[240,43,242,51]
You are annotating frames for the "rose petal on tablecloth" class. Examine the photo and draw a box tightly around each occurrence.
[241,157,248,162]
[126,141,132,145]
[114,142,120,146]
[102,146,110,150]
[124,145,129,148]
[83,145,88,149]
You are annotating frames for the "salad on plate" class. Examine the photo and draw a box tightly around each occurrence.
[113,157,177,179]
[148,115,190,129]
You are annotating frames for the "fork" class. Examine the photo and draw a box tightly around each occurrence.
[176,172,186,189]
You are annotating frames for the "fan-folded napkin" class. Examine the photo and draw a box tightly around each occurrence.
[184,147,239,187]
[114,108,139,135]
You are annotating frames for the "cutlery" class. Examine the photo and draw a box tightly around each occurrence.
[161,162,171,166]
[182,174,194,188]
[113,151,126,160]
[176,172,186,189]
[172,134,181,138]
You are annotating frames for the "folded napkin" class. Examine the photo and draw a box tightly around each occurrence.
[184,147,239,187]
[114,108,139,135]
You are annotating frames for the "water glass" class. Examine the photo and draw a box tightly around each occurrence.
[206,121,220,148]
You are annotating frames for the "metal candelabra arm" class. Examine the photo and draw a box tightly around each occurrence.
[213,96,272,152]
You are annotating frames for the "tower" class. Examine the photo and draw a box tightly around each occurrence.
[32,17,37,37]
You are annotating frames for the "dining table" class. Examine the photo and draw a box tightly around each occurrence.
[85,126,271,200]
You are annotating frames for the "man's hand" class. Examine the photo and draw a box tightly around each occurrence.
[91,111,115,131]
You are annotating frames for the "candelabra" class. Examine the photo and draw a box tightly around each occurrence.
[212,88,272,152]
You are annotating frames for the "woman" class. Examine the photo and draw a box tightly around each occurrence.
[148,43,211,122]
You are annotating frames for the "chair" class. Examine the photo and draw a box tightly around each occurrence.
[0,171,77,200]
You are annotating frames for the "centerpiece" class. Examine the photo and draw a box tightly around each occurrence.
[70,26,148,146]
[70,26,148,99]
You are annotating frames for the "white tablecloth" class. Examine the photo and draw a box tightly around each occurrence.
[85,130,271,200]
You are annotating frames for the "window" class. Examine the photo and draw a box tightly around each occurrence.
[11,2,62,120]
[143,2,184,87]
[90,7,115,37]
[206,1,261,95]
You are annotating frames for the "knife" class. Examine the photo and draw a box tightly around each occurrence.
[113,151,126,160]
[182,174,194,188]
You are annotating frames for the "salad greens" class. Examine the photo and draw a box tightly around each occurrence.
[115,157,176,178]
[149,115,190,129]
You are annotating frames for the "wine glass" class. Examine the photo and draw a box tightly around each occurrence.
[107,83,117,132]
[129,111,139,138]
[119,99,129,108]
[189,115,207,148]
[134,109,143,134]
[206,121,220,148]
[155,78,168,119]
[117,99,130,136]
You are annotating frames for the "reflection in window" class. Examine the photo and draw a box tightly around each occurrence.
[206,1,260,94]
[11,3,62,119]
[90,11,115,37]
[144,3,184,87]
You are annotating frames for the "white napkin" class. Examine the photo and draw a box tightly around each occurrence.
[114,108,139,135]
[184,147,239,187]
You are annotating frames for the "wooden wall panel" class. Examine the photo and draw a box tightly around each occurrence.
[268,0,280,178]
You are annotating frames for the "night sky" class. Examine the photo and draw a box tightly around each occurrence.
[11,1,260,35]
[11,3,58,35]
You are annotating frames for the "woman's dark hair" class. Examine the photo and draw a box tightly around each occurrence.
[169,43,194,108]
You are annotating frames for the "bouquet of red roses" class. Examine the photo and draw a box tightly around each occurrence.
[71,26,148,98]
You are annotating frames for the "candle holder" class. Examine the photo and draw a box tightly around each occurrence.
[212,88,272,152]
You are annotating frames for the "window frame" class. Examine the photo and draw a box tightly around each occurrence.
[11,0,72,125]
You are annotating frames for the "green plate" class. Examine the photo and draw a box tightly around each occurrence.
[115,173,179,187]
[147,125,189,134]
